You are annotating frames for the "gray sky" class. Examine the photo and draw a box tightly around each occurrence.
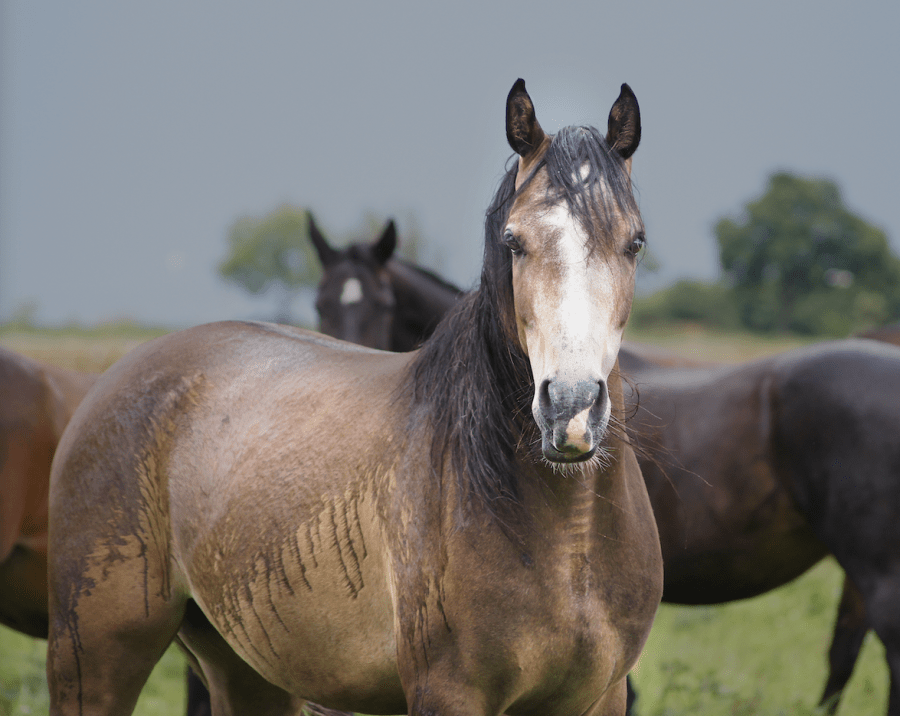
[2,1,898,328]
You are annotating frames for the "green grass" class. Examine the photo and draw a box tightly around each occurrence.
[631,558,887,715]
[624,323,819,364]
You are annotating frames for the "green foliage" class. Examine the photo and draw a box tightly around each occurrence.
[219,204,320,322]
[716,172,900,335]
[631,280,740,331]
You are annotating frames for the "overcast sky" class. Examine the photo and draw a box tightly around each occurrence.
[2,1,898,327]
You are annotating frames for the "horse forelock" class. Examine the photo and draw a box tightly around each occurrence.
[537,125,643,251]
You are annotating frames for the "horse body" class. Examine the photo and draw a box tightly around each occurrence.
[0,347,95,638]
[50,327,656,716]
[627,355,827,603]
[48,80,662,716]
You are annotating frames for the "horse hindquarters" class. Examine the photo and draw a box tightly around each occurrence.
[772,346,900,716]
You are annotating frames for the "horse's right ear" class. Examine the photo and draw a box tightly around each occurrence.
[308,212,340,267]
[506,79,547,161]
[372,220,397,266]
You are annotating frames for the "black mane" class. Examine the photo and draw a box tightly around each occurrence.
[407,125,639,530]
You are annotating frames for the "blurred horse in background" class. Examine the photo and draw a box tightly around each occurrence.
[310,228,900,714]
[309,213,462,351]
[0,347,95,637]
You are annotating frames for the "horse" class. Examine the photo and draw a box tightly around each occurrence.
[858,321,900,347]
[47,79,663,716]
[0,347,96,638]
[307,235,900,714]
[308,214,462,352]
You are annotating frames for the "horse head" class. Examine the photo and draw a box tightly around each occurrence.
[309,213,398,350]
[503,79,644,463]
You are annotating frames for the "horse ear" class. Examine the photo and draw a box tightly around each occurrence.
[606,83,641,161]
[506,79,547,160]
[372,220,397,265]
[308,212,340,267]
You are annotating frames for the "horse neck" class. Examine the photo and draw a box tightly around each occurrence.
[386,259,461,350]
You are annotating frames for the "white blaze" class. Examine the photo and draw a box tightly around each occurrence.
[340,278,364,306]
[536,204,622,381]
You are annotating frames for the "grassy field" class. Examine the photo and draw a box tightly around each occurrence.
[0,323,889,715]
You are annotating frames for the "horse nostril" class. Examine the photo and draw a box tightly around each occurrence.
[539,378,555,422]
[590,380,607,421]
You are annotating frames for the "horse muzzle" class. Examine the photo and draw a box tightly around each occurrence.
[534,377,610,462]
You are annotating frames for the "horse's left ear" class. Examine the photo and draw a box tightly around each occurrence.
[606,83,641,161]
[372,220,397,266]
[309,212,340,268]
[506,79,547,161]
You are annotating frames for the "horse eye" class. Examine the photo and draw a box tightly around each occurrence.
[625,234,646,258]
[504,230,524,257]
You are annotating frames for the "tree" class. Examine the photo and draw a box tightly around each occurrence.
[715,172,900,335]
[219,205,322,324]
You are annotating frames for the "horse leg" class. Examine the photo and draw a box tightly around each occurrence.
[186,666,212,716]
[0,544,48,638]
[859,574,900,716]
[176,601,303,716]
[47,540,185,715]
[625,674,636,715]
[818,575,869,713]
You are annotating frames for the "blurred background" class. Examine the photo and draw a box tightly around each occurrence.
[2,2,899,714]
[2,0,899,335]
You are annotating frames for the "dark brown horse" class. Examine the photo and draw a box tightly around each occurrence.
[309,215,462,352]
[0,347,95,638]
[308,230,900,714]
[858,321,900,347]
[47,79,663,716]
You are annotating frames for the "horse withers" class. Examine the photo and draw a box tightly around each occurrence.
[47,80,663,716]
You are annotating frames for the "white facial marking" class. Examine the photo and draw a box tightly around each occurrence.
[340,278,364,306]
[531,203,622,382]
[565,405,594,451]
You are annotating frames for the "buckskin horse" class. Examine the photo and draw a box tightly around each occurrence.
[309,230,900,714]
[0,347,95,637]
[47,79,663,716]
